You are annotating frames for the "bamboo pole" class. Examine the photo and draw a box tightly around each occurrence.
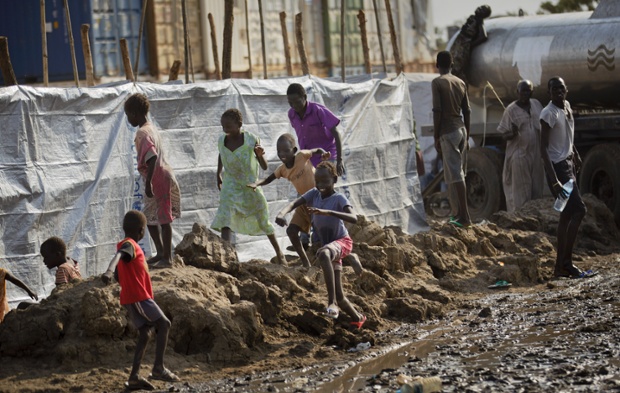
[257,0,267,79]
[208,13,221,80]
[244,0,252,78]
[134,0,148,81]
[357,10,371,74]
[222,0,234,79]
[181,0,189,83]
[384,0,402,74]
[295,13,310,75]
[340,0,345,82]
[81,24,94,86]
[372,0,387,73]
[40,0,49,86]
[63,0,79,87]
[120,38,134,81]
[279,12,292,76]
[0,37,18,86]
[168,59,181,81]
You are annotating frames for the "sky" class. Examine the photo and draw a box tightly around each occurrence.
[432,0,546,30]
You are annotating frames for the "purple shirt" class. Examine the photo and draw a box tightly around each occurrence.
[302,188,350,245]
[288,101,341,167]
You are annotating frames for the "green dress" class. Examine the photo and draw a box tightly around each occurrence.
[211,131,275,236]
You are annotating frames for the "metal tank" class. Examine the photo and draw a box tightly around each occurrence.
[463,3,620,108]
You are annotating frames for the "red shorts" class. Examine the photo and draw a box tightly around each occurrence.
[317,236,353,271]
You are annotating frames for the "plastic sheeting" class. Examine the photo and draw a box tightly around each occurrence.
[0,74,427,304]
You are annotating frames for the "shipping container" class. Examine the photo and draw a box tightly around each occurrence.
[0,0,148,84]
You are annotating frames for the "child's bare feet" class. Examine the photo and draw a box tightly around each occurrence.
[276,253,287,266]
[147,255,162,265]
[343,253,363,276]
[151,257,173,269]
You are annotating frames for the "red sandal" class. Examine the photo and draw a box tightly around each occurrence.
[350,315,367,329]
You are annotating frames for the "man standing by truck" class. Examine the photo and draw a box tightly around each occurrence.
[540,76,594,279]
[432,51,472,228]
[498,80,544,212]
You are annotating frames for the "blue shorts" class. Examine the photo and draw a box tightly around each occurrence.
[124,298,165,330]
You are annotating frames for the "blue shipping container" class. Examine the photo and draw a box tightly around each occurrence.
[0,0,148,84]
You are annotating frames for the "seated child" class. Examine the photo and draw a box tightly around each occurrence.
[41,237,82,285]
[0,267,38,323]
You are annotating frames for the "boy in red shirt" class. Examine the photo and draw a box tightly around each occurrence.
[102,210,179,390]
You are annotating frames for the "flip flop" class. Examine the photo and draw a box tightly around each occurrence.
[149,367,180,382]
[350,315,367,329]
[571,269,599,279]
[125,377,155,391]
[488,280,512,289]
[325,305,339,319]
[448,218,472,228]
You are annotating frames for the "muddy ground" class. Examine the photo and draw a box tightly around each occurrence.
[0,195,619,393]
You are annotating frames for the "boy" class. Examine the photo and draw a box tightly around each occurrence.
[0,268,38,323]
[41,237,81,286]
[102,210,179,390]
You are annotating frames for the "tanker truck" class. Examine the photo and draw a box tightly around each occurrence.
[425,0,620,225]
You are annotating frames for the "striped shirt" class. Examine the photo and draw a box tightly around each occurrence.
[56,258,81,285]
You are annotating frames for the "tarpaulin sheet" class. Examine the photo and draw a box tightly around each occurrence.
[0,74,427,304]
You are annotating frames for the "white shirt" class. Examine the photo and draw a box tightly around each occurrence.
[540,101,574,164]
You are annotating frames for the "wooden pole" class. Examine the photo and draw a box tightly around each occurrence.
[257,0,267,79]
[63,0,79,87]
[357,10,371,74]
[372,0,387,73]
[40,0,49,86]
[0,37,18,86]
[120,38,135,81]
[295,13,310,75]
[168,59,181,81]
[279,12,292,76]
[244,0,252,78]
[208,13,221,80]
[340,0,346,82]
[134,0,148,81]
[384,0,402,74]
[222,0,234,79]
[81,24,94,86]
[181,0,189,83]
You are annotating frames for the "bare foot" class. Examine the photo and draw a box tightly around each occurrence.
[276,253,288,266]
[152,258,173,269]
[344,253,364,276]
[147,254,163,265]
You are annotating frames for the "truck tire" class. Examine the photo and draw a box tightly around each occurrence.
[579,143,620,227]
[466,147,504,220]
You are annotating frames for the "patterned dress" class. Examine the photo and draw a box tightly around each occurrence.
[211,131,275,236]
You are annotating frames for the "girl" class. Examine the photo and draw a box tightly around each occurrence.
[211,109,286,265]
[125,93,181,268]
[275,161,366,328]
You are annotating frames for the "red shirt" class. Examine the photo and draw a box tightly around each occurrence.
[116,238,153,305]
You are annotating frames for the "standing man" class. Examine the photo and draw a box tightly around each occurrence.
[540,77,592,279]
[498,80,544,212]
[432,51,472,228]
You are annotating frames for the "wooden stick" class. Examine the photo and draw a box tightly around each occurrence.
[257,0,267,79]
[63,0,79,87]
[222,0,234,79]
[208,13,221,80]
[168,59,181,81]
[40,0,49,86]
[244,0,253,78]
[81,24,94,86]
[120,38,134,81]
[372,0,387,73]
[134,0,148,81]
[0,37,18,86]
[188,31,195,83]
[384,0,402,74]
[340,0,346,82]
[357,10,371,74]
[181,0,189,83]
[279,12,292,76]
[295,13,310,75]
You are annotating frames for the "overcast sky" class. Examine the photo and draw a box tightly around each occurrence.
[432,0,545,29]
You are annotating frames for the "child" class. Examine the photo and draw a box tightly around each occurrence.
[125,93,181,268]
[211,109,286,265]
[101,210,179,390]
[0,268,38,323]
[276,161,366,328]
[41,237,81,286]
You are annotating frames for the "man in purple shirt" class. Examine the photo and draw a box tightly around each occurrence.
[287,83,345,175]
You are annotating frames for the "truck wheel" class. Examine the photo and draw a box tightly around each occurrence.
[579,143,620,227]
[466,147,504,220]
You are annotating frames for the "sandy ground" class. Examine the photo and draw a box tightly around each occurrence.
[0,195,619,393]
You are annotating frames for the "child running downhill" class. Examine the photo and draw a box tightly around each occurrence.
[125,93,181,269]
[276,161,366,328]
[211,109,286,265]
[247,133,330,268]
[102,210,179,391]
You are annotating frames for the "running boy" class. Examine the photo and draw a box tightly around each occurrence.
[102,210,179,390]
[275,162,366,328]
[41,237,81,286]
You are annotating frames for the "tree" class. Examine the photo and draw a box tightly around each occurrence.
[539,0,599,13]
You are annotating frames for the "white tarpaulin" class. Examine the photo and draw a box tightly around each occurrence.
[0,74,427,304]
